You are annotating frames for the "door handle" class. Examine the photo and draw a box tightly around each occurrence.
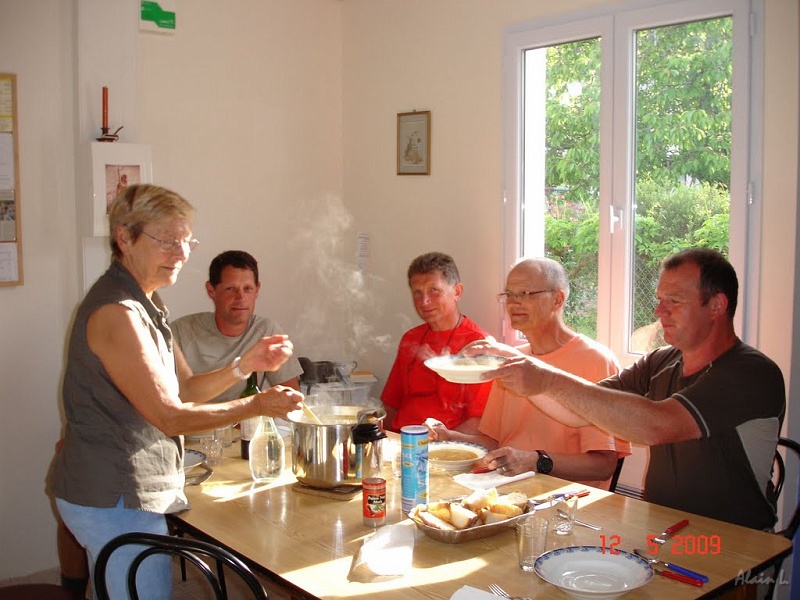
[609,205,623,234]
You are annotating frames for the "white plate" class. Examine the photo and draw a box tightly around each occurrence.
[534,546,653,600]
[184,449,206,471]
[428,441,488,471]
[423,355,505,384]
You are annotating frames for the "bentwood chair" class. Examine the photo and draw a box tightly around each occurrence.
[609,456,626,493]
[93,531,268,600]
[766,437,800,599]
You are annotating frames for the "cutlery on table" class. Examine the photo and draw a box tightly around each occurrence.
[651,565,705,586]
[185,463,213,486]
[652,518,689,546]
[557,508,602,530]
[487,582,532,600]
[633,548,708,582]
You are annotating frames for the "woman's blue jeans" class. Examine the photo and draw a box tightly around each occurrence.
[55,496,171,600]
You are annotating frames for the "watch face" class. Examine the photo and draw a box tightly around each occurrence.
[537,451,553,474]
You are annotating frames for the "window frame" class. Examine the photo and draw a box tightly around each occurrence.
[502,0,762,362]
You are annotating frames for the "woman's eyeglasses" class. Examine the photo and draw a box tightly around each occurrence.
[141,231,200,254]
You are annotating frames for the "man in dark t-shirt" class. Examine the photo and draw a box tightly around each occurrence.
[472,248,785,531]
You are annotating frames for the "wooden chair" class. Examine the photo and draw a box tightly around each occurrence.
[609,456,625,493]
[765,437,800,599]
[93,531,268,600]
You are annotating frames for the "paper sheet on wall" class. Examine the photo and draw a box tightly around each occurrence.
[0,133,14,189]
[0,77,13,133]
[0,242,19,282]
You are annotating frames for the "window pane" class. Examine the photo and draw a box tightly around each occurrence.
[522,38,601,338]
[630,17,732,353]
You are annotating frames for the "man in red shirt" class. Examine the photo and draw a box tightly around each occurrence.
[381,252,491,432]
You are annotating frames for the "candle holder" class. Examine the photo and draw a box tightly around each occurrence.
[97,125,124,143]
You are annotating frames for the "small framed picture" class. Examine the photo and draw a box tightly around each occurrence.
[90,143,153,236]
[397,111,431,175]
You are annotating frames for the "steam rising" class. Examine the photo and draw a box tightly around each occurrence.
[289,194,393,363]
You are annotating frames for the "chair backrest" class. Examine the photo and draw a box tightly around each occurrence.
[93,531,268,600]
[775,437,800,541]
[609,456,625,493]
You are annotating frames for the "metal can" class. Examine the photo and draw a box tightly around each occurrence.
[400,425,429,514]
[362,477,387,527]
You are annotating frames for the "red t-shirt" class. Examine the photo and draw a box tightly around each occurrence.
[381,316,492,431]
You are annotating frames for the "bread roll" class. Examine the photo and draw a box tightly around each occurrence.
[418,510,457,531]
[463,487,498,511]
[497,491,528,509]
[449,503,480,529]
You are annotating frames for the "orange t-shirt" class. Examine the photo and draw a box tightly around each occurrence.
[479,334,631,489]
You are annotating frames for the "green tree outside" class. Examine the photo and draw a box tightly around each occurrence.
[540,17,732,344]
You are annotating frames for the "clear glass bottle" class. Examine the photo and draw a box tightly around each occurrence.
[249,415,285,483]
[239,373,260,460]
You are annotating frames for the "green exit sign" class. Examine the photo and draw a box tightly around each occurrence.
[140,1,176,33]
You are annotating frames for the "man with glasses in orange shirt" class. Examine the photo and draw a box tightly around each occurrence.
[428,257,630,489]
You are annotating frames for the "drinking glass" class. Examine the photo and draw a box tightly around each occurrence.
[516,516,549,571]
[200,433,224,466]
[551,494,578,535]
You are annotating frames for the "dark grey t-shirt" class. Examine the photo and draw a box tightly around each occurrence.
[48,261,187,513]
[599,340,785,530]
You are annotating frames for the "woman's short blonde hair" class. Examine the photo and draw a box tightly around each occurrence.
[108,184,195,259]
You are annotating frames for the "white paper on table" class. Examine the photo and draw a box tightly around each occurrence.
[450,584,501,599]
[349,520,415,582]
[453,470,535,491]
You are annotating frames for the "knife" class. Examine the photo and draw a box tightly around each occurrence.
[653,565,704,586]
[660,558,709,583]
[654,519,689,544]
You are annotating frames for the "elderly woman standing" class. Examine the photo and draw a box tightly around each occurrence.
[48,184,303,599]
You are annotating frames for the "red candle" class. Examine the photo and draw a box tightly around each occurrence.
[102,86,108,130]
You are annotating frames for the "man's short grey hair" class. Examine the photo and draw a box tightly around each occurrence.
[512,257,570,301]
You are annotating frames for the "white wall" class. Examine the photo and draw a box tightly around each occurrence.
[0,0,797,580]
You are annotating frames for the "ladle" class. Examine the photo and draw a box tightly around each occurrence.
[633,548,708,582]
[300,402,324,425]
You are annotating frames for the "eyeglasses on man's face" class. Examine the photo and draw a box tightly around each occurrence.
[141,231,200,254]
[496,289,555,303]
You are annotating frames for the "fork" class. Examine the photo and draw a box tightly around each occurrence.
[487,583,532,600]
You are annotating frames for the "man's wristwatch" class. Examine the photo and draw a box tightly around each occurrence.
[231,356,251,380]
[535,450,554,474]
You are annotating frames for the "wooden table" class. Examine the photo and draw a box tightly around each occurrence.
[171,437,792,599]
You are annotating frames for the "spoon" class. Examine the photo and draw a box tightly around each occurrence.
[300,402,324,425]
[633,548,708,583]
[557,509,602,530]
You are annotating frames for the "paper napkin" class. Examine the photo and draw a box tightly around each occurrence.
[450,584,501,599]
[349,520,416,582]
[453,470,535,490]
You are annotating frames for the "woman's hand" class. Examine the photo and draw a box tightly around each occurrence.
[253,385,305,419]
[240,335,294,374]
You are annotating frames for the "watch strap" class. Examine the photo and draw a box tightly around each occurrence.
[231,356,251,380]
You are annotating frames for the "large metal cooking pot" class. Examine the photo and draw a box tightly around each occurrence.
[287,405,386,488]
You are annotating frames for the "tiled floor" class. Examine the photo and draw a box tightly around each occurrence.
[0,560,290,599]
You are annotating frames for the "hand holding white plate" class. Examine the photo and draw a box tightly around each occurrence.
[424,355,505,384]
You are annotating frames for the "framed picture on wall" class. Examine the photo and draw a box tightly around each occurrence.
[397,111,431,175]
[91,143,153,236]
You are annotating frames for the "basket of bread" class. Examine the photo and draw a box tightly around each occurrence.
[408,487,532,543]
